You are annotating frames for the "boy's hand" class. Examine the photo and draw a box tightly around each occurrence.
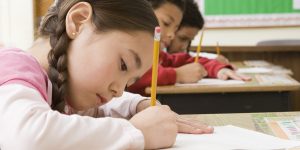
[175,63,207,83]
[217,68,251,81]
[216,55,230,64]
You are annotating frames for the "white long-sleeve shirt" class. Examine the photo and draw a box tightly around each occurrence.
[0,48,147,150]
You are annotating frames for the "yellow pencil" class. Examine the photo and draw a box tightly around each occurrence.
[216,42,221,56]
[195,29,205,63]
[150,27,161,106]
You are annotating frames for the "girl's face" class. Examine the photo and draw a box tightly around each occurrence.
[67,24,153,110]
[154,2,183,50]
[168,26,199,53]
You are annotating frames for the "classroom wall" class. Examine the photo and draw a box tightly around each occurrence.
[191,27,300,47]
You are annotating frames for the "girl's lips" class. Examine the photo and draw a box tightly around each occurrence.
[96,94,108,105]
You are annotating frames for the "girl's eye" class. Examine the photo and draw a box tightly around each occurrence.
[121,58,128,71]
[163,21,170,27]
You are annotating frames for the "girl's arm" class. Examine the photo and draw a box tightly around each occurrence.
[97,92,149,119]
[0,84,144,150]
[77,92,150,118]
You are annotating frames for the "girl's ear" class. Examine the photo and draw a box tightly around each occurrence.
[65,2,93,39]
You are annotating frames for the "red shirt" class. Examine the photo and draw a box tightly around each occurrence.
[127,51,231,95]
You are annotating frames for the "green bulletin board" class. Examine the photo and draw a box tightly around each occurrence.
[197,0,300,28]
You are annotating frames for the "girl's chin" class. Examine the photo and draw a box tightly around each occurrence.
[71,103,95,112]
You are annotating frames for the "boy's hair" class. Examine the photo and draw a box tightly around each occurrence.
[180,0,204,29]
[39,0,158,112]
[147,0,186,12]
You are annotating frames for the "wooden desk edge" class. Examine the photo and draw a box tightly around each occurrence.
[145,83,300,94]
[189,46,300,52]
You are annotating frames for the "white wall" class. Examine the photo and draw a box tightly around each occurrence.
[191,27,300,47]
[0,0,34,49]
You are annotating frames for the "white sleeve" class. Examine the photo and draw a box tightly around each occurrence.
[0,84,144,150]
[99,92,149,119]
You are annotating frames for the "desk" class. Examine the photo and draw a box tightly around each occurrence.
[189,45,300,111]
[181,111,300,149]
[146,62,300,114]
[182,111,299,131]
[179,111,300,150]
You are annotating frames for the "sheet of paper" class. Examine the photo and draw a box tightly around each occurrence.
[244,60,271,67]
[237,67,272,74]
[175,79,245,86]
[255,74,295,85]
[189,52,217,59]
[164,125,300,150]
[270,66,293,75]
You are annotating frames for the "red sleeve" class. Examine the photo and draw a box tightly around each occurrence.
[159,51,192,67]
[127,65,176,96]
[128,51,232,96]
[186,56,232,78]
[161,51,232,78]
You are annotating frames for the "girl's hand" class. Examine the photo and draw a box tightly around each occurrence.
[217,68,251,81]
[136,99,161,113]
[136,101,213,134]
[175,63,208,83]
[130,105,177,149]
[176,116,214,134]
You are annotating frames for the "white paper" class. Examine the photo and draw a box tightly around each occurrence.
[164,125,300,150]
[294,0,300,9]
[175,79,245,86]
[243,60,271,67]
[237,67,272,74]
[189,52,218,59]
[256,74,295,85]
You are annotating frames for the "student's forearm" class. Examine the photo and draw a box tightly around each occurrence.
[99,92,148,119]
[0,84,144,150]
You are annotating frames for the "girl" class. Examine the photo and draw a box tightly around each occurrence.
[0,0,212,149]
[128,0,250,96]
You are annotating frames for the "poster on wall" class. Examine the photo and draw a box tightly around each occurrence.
[196,0,300,28]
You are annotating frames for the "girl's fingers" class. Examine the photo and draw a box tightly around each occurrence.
[177,121,204,134]
[176,117,214,134]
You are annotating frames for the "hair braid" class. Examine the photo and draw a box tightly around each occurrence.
[46,2,72,111]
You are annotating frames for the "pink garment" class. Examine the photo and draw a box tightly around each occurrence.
[0,48,147,149]
[0,84,145,150]
[0,48,50,102]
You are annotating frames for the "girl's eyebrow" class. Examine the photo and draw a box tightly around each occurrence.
[128,49,142,69]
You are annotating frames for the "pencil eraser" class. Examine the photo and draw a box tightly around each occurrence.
[155,26,161,33]
[154,26,161,41]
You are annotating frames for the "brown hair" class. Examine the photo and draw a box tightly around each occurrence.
[39,0,158,112]
[147,0,185,13]
[180,0,204,29]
